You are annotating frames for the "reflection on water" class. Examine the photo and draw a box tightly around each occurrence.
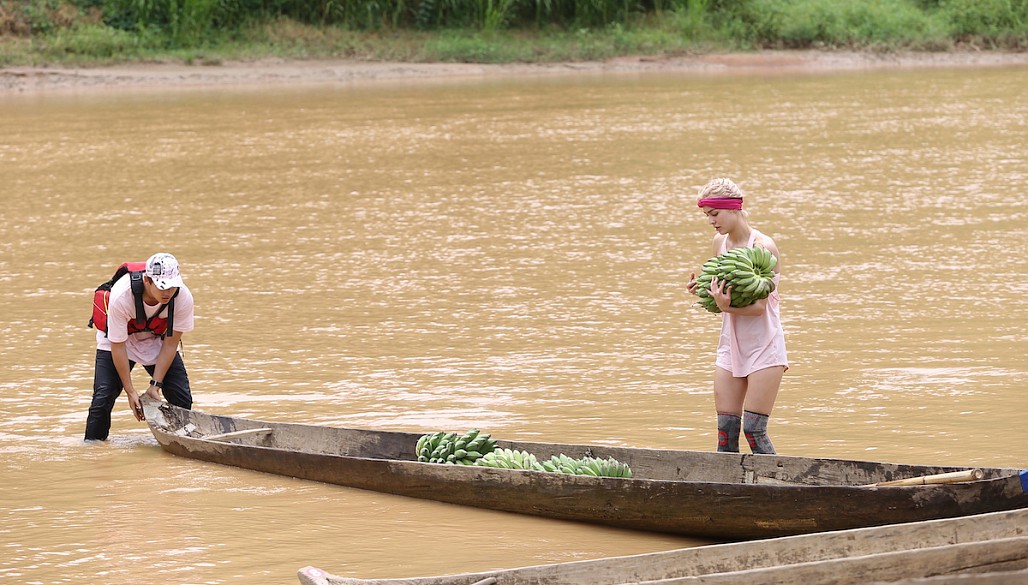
[1,65,1026,584]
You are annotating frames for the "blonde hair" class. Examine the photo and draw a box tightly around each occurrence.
[698,177,743,200]
[698,177,749,217]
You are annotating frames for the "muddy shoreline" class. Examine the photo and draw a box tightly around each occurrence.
[2,50,1025,94]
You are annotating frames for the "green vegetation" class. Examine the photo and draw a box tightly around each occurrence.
[1,0,1024,66]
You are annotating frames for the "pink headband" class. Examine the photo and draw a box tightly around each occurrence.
[697,197,743,210]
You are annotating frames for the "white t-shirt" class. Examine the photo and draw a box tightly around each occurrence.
[95,274,194,365]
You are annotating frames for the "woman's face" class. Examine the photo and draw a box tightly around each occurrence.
[704,208,739,234]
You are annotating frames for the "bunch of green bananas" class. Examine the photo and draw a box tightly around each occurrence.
[541,453,584,474]
[540,454,633,478]
[473,448,545,471]
[416,429,498,465]
[695,246,777,313]
[415,432,633,478]
[580,456,633,478]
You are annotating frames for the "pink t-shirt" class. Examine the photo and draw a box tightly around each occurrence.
[715,230,789,377]
[96,274,194,365]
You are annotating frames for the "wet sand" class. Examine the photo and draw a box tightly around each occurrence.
[2,50,1025,94]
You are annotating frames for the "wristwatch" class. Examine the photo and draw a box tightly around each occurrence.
[149,380,164,389]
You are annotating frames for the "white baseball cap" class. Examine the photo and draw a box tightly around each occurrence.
[146,252,185,290]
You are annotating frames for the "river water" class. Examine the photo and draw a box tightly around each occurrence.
[1,63,1026,585]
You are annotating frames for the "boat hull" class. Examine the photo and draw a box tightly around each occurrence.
[143,399,1028,540]
[297,508,1028,585]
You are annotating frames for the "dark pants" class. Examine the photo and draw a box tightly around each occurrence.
[84,348,192,441]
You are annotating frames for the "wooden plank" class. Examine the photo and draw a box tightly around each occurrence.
[173,422,198,436]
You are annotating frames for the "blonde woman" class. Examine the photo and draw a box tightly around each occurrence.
[686,178,788,454]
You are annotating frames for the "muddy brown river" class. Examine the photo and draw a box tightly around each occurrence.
[0,62,1025,584]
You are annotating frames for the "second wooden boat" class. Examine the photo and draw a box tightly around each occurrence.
[296,508,1028,585]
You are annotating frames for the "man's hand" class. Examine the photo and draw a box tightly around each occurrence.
[127,391,145,422]
[144,385,161,401]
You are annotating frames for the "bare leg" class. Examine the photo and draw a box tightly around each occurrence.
[740,366,784,415]
[713,366,747,414]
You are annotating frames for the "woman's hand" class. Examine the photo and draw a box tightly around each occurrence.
[710,275,768,316]
[686,272,699,295]
[710,276,733,312]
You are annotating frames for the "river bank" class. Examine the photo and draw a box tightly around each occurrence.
[2,49,1025,94]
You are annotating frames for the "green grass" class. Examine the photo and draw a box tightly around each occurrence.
[0,0,1024,67]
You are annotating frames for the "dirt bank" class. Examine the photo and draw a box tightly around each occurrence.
[1,50,1025,94]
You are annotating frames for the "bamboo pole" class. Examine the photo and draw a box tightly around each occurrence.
[203,427,273,442]
[865,468,984,487]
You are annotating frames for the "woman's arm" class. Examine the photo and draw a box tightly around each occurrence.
[757,234,782,274]
[710,276,768,316]
[687,235,726,295]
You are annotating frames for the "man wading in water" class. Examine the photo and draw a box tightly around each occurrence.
[84,252,195,441]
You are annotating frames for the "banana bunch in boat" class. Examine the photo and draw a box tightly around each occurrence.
[473,448,546,471]
[695,246,777,314]
[541,454,633,478]
[416,429,497,465]
[415,432,632,478]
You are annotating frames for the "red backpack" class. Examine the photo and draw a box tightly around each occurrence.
[88,262,177,338]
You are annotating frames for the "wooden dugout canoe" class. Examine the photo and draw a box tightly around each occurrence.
[141,399,1028,540]
[886,568,1028,585]
[296,509,1028,585]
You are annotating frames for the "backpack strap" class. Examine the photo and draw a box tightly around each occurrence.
[126,270,181,338]
[129,271,146,329]
[141,284,180,338]
[164,290,179,338]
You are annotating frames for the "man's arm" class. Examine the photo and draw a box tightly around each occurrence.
[146,330,183,400]
[111,341,145,421]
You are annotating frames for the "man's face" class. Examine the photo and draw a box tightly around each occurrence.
[145,278,178,304]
